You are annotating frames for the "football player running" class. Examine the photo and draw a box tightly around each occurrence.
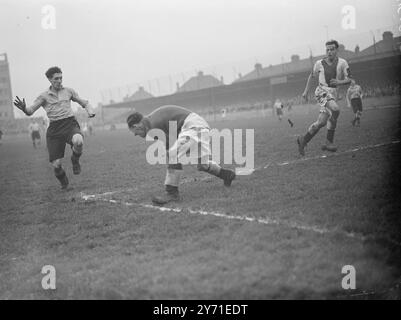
[14,66,95,189]
[297,40,351,156]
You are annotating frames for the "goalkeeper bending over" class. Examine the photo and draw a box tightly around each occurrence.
[127,105,236,205]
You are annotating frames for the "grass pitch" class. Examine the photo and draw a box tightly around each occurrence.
[0,103,400,299]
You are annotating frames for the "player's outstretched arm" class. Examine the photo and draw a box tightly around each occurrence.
[13,96,28,114]
[70,89,95,118]
[13,96,41,116]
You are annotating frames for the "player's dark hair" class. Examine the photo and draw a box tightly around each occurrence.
[45,66,62,79]
[127,112,143,128]
[325,40,339,49]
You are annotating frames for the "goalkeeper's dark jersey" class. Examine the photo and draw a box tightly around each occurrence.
[142,105,191,137]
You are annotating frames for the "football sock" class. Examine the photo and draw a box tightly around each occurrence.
[327,129,335,144]
[218,168,230,180]
[207,161,222,177]
[72,143,83,157]
[54,167,66,182]
[71,150,82,162]
[198,160,221,177]
[303,131,316,145]
[164,168,182,187]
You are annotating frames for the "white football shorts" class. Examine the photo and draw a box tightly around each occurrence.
[168,112,211,165]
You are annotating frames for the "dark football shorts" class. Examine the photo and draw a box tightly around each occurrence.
[31,130,41,140]
[351,98,363,113]
[46,116,83,162]
[276,108,283,116]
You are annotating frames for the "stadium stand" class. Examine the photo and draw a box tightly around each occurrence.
[102,31,400,124]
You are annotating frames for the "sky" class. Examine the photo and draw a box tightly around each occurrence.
[0,0,399,118]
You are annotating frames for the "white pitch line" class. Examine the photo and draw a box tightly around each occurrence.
[80,192,401,246]
[79,139,401,246]
[81,192,331,235]
[142,206,396,244]
[79,177,212,200]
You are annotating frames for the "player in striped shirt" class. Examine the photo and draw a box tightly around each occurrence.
[297,40,351,156]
